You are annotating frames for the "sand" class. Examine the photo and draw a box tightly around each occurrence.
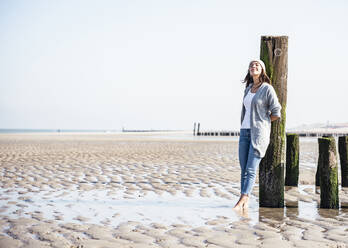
[0,132,347,248]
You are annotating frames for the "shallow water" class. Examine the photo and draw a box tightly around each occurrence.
[1,184,347,229]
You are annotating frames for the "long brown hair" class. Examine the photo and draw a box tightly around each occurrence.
[243,68,271,88]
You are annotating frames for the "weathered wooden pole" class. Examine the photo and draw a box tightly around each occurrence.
[285,133,299,186]
[338,136,348,187]
[315,135,332,187]
[193,122,196,136]
[259,36,288,208]
[318,137,339,209]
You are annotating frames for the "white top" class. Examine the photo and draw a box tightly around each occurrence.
[241,90,256,129]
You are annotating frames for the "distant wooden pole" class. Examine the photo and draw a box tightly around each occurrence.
[193,122,196,136]
[338,136,348,187]
[259,36,288,208]
[197,123,200,136]
[318,137,339,209]
[285,134,299,186]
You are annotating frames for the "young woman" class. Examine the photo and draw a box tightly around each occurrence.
[233,59,281,211]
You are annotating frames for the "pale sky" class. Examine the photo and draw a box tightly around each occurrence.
[1,0,347,131]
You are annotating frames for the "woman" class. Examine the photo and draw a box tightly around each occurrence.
[233,59,281,211]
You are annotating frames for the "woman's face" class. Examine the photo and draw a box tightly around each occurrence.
[249,61,262,77]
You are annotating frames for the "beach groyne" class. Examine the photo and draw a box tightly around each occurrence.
[193,128,348,138]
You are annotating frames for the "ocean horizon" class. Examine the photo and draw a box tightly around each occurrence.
[0,129,185,134]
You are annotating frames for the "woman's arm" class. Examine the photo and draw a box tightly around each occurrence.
[270,115,280,122]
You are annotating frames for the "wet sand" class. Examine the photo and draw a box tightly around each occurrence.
[0,132,347,247]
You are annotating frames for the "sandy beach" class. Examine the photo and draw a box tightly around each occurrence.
[0,132,347,248]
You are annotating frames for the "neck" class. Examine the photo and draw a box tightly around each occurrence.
[252,76,261,85]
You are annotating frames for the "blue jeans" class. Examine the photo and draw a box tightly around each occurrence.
[238,129,262,195]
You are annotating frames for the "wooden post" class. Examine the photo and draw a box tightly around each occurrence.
[338,136,348,187]
[285,134,299,186]
[259,36,288,208]
[193,122,196,136]
[197,123,200,136]
[315,135,329,187]
[318,137,339,209]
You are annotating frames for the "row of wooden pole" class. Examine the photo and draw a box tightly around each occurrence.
[286,134,348,208]
[193,124,240,137]
[193,123,346,138]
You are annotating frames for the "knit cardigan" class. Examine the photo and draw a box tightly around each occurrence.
[240,83,281,158]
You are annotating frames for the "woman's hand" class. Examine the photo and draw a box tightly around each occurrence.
[270,115,280,122]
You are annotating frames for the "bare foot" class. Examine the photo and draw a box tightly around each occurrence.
[232,196,243,211]
[233,204,242,211]
[233,194,249,211]
[242,196,249,210]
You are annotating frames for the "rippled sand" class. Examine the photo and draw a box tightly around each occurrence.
[0,132,347,247]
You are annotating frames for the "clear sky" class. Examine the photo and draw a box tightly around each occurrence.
[1,0,347,131]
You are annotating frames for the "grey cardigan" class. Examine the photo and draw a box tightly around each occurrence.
[240,83,281,158]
